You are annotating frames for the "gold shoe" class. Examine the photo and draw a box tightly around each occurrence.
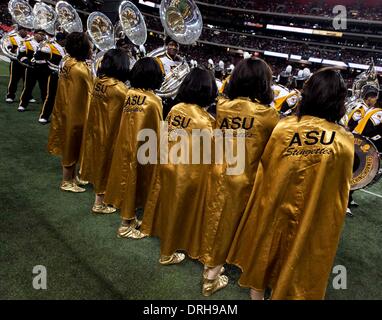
[117,225,147,239]
[60,181,86,193]
[159,253,185,265]
[92,204,116,214]
[202,275,229,297]
[203,266,225,279]
[75,176,89,186]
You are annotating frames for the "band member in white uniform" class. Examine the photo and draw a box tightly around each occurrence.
[5,25,30,103]
[157,36,184,118]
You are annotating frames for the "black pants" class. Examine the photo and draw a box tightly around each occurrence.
[39,72,58,120]
[19,67,49,109]
[6,60,26,100]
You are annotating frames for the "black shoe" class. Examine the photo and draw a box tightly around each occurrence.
[17,106,26,112]
[349,200,359,208]
[346,208,354,217]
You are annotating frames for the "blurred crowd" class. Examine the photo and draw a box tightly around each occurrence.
[143,14,382,65]
[195,0,382,21]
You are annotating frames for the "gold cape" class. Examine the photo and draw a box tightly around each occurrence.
[141,103,215,257]
[47,56,93,167]
[104,88,163,220]
[199,97,279,267]
[80,76,128,194]
[227,115,354,300]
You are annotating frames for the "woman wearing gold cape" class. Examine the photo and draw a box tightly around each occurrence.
[105,57,164,239]
[227,68,354,300]
[47,32,93,193]
[199,58,279,296]
[80,49,130,214]
[141,68,217,265]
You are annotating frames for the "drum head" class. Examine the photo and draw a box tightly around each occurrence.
[351,134,381,190]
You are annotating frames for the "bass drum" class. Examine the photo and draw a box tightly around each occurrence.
[351,134,382,190]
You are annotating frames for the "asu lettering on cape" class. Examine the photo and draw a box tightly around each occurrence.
[285,130,336,156]
[167,115,191,129]
[94,82,108,94]
[220,117,255,130]
[123,94,147,112]
[61,64,72,78]
[126,95,146,106]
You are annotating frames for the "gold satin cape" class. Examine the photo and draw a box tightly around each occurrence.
[141,103,215,257]
[199,97,279,267]
[104,88,163,220]
[80,76,128,194]
[227,115,354,300]
[47,57,93,167]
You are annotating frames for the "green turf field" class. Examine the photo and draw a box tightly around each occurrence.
[0,60,381,300]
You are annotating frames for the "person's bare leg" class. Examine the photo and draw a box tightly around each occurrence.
[62,164,75,182]
[61,164,86,193]
[202,264,228,296]
[250,288,265,300]
[206,265,224,280]
[95,194,104,205]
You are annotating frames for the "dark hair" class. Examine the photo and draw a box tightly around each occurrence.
[165,36,178,46]
[116,37,131,48]
[226,58,274,105]
[97,48,130,83]
[296,67,347,123]
[175,68,218,108]
[55,32,66,42]
[129,57,164,90]
[65,32,91,61]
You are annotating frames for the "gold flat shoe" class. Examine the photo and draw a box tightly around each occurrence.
[60,181,86,193]
[117,225,147,239]
[92,204,116,214]
[203,266,225,279]
[159,253,185,265]
[202,275,229,297]
[75,176,89,186]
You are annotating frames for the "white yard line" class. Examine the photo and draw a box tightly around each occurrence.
[360,189,382,199]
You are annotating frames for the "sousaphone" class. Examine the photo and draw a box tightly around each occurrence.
[147,0,203,98]
[87,11,115,75]
[89,2,148,76]
[55,1,83,33]
[1,0,34,60]
[33,2,57,36]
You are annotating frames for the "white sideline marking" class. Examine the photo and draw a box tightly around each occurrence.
[0,54,10,63]
[360,189,382,199]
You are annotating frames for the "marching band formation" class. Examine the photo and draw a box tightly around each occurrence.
[1,0,381,300]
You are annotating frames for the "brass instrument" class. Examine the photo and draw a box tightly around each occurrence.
[33,2,57,35]
[351,134,381,190]
[1,0,34,60]
[55,1,83,33]
[147,0,203,98]
[119,1,147,46]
